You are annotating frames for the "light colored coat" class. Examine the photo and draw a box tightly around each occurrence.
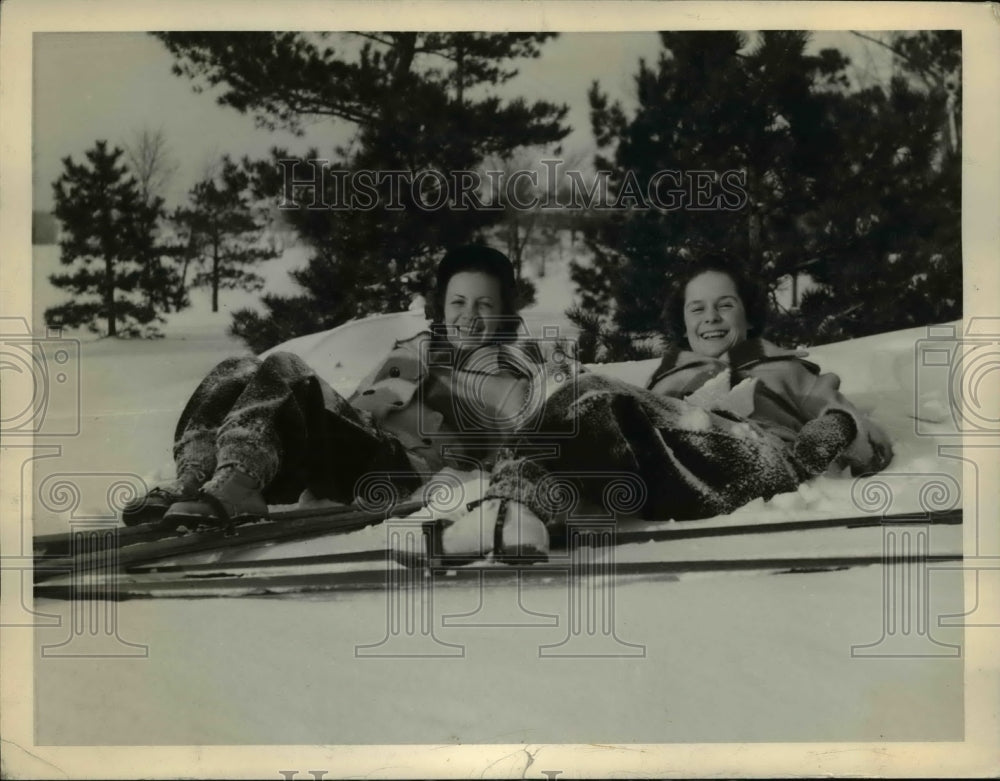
[348,331,574,472]
[646,338,893,475]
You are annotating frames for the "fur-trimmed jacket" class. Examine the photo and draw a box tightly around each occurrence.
[645,337,893,476]
[348,331,575,472]
[481,337,893,526]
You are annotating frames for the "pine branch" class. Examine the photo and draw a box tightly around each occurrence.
[848,31,940,91]
[351,32,395,49]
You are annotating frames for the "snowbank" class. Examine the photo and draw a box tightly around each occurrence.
[26,245,966,747]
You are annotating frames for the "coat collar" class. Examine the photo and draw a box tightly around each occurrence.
[646,337,818,389]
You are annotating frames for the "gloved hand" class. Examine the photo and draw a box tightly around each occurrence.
[793,410,858,476]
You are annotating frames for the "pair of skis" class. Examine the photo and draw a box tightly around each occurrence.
[33,499,425,581]
[32,502,963,599]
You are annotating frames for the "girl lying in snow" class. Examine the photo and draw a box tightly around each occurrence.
[121,244,570,557]
[434,257,894,563]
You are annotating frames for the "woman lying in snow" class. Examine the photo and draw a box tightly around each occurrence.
[121,244,569,555]
[435,257,894,563]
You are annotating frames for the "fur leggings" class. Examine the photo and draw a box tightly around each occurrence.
[482,373,804,527]
[172,352,420,504]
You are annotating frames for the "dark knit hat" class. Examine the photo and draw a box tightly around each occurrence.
[426,244,520,338]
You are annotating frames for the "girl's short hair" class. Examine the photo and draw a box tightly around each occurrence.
[662,255,767,346]
[426,244,521,340]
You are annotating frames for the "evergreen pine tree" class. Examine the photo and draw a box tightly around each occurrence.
[48,140,168,337]
[791,31,961,342]
[162,205,201,312]
[123,127,184,313]
[573,31,959,354]
[154,32,569,351]
[183,157,277,312]
[576,32,850,349]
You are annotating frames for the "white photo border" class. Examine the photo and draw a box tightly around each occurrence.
[2,1,998,777]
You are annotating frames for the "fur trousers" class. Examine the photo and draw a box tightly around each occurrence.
[172,352,420,504]
[482,373,804,526]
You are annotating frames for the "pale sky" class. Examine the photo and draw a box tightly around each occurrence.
[32,31,892,212]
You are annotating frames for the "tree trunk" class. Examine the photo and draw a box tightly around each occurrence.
[508,222,524,280]
[147,254,163,312]
[746,163,762,277]
[140,253,151,309]
[455,40,465,105]
[212,239,220,313]
[105,255,117,337]
[174,253,191,310]
[173,233,198,310]
[391,33,416,86]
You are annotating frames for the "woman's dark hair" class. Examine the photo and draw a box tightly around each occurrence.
[662,255,767,347]
[426,244,521,341]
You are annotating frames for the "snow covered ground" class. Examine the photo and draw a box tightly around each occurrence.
[26,243,968,747]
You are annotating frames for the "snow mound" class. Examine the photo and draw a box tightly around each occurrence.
[26,275,964,539]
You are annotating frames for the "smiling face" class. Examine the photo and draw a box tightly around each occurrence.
[683,270,749,360]
[443,271,504,347]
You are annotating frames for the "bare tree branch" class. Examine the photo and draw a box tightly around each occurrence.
[350,32,395,49]
[849,31,939,91]
[123,127,179,205]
